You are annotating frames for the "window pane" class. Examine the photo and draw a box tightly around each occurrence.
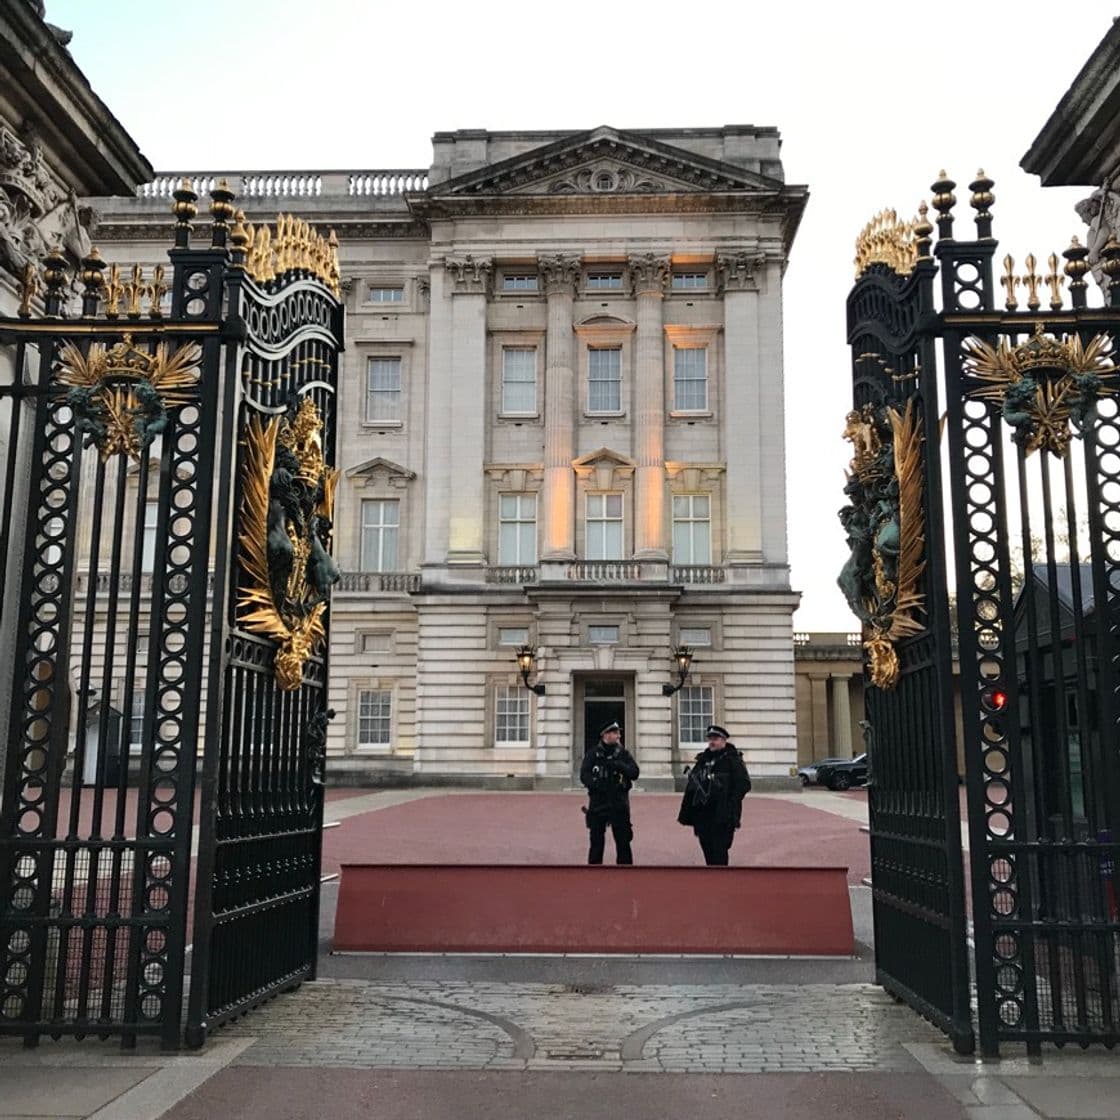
[129,690,145,750]
[589,625,620,644]
[588,348,621,412]
[495,685,530,744]
[141,504,158,571]
[673,348,708,411]
[502,275,538,291]
[679,627,712,647]
[605,494,622,518]
[587,273,623,289]
[498,494,536,565]
[679,686,714,743]
[358,688,392,745]
[367,357,402,421]
[672,273,707,290]
[501,348,536,413]
[361,500,400,571]
[604,520,623,560]
[498,627,529,646]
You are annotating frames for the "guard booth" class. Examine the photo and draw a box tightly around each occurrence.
[843,174,1120,1055]
[0,181,344,1049]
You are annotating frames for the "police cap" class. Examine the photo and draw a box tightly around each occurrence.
[599,720,622,737]
[705,724,730,740]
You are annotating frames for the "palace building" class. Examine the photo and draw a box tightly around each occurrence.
[87,125,808,787]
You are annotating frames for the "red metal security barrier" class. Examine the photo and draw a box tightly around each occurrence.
[334,865,853,956]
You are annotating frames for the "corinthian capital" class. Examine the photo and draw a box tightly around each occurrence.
[537,253,581,296]
[444,254,492,294]
[627,253,670,296]
[715,251,766,293]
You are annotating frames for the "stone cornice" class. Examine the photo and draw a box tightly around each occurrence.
[537,252,581,296]
[90,218,428,242]
[628,252,670,296]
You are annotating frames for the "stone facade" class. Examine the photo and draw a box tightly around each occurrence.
[87,125,808,788]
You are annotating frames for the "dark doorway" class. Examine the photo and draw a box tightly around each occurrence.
[577,678,627,783]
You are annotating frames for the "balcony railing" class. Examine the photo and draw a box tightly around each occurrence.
[337,571,421,593]
[564,561,643,582]
[670,565,725,584]
[137,169,429,201]
[486,565,539,584]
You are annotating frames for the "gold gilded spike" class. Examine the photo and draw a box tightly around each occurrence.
[148,264,168,317]
[1001,255,1019,311]
[1045,252,1064,311]
[854,208,920,277]
[104,263,124,318]
[1022,253,1042,311]
[124,264,145,318]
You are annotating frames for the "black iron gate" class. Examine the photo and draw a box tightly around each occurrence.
[845,175,1120,1054]
[0,180,342,1049]
[842,209,974,1053]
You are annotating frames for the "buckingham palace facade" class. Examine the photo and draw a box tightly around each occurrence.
[87,125,808,788]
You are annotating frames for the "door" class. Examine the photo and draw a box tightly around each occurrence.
[574,677,628,783]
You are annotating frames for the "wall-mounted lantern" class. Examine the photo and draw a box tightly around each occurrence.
[515,644,546,695]
[661,645,694,697]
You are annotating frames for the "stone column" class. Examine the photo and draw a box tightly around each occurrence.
[808,673,830,759]
[830,673,853,754]
[422,261,452,564]
[756,257,789,569]
[628,253,670,559]
[538,253,581,559]
[444,254,491,564]
[717,252,765,562]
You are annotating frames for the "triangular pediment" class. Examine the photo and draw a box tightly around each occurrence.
[346,456,416,481]
[573,447,636,470]
[435,126,784,198]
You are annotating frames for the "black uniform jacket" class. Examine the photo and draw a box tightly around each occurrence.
[580,741,640,818]
[677,744,751,829]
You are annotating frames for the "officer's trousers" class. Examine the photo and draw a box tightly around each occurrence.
[696,823,736,866]
[588,812,633,865]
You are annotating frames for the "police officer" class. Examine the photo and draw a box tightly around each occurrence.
[677,724,751,865]
[580,720,639,865]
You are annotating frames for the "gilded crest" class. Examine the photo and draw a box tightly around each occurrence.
[55,334,201,461]
[838,398,927,689]
[963,325,1117,457]
[237,398,340,690]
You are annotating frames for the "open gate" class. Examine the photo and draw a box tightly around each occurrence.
[0,179,343,1049]
[845,175,1120,1055]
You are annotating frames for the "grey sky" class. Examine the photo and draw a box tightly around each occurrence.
[50,0,1116,628]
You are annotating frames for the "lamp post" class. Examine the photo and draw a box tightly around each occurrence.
[661,645,694,697]
[515,644,546,696]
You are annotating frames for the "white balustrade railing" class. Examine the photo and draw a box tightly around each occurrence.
[138,169,428,201]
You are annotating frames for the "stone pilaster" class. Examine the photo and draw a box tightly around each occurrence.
[538,253,581,559]
[444,254,491,563]
[628,253,670,559]
[830,673,853,753]
[717,251,764,562]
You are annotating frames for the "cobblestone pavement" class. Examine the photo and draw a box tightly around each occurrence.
[216,978,945,1074]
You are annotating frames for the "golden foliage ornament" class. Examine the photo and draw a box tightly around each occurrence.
[237,398,340,690]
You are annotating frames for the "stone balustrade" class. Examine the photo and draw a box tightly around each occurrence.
[137,169,429,201]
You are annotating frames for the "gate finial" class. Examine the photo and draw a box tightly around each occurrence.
[42,244,68,317]
[931,171,956,238]
[969,169,995,238]
[172,178,198,249]
[209,178,236,249]
[78,247,106,318]
[1062,236,1090,309]
[915,201,933,260]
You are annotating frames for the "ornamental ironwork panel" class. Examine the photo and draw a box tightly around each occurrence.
[843,208,974,1054]
[185,210,342,1048]
[0,179,343,1050]
[0,203,225,1047]
[846,171,1120,1056]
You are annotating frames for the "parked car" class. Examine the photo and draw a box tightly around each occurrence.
[815,753,869,791]
[797,757,847,786]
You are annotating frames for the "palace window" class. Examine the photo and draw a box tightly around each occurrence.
[128,690,145,752]
[500,347,537,414]
[678,626,712,647]
[678,685,715,746]
[672,495,711,565]
[360,499,399,572]
[498,494,537,565]
[586,272,623,290]
[587,347,622,412]
[141,503,158,571]
[502,274,539,292]
[357,688,392,748]
[586,493,624,560]
[673,347,708,411]
[366,357,402,422]
[588,625,620,645]
[495,685,530,746]
[498,627,530,647]
[671,271,708,291]
[368,286,404,303]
